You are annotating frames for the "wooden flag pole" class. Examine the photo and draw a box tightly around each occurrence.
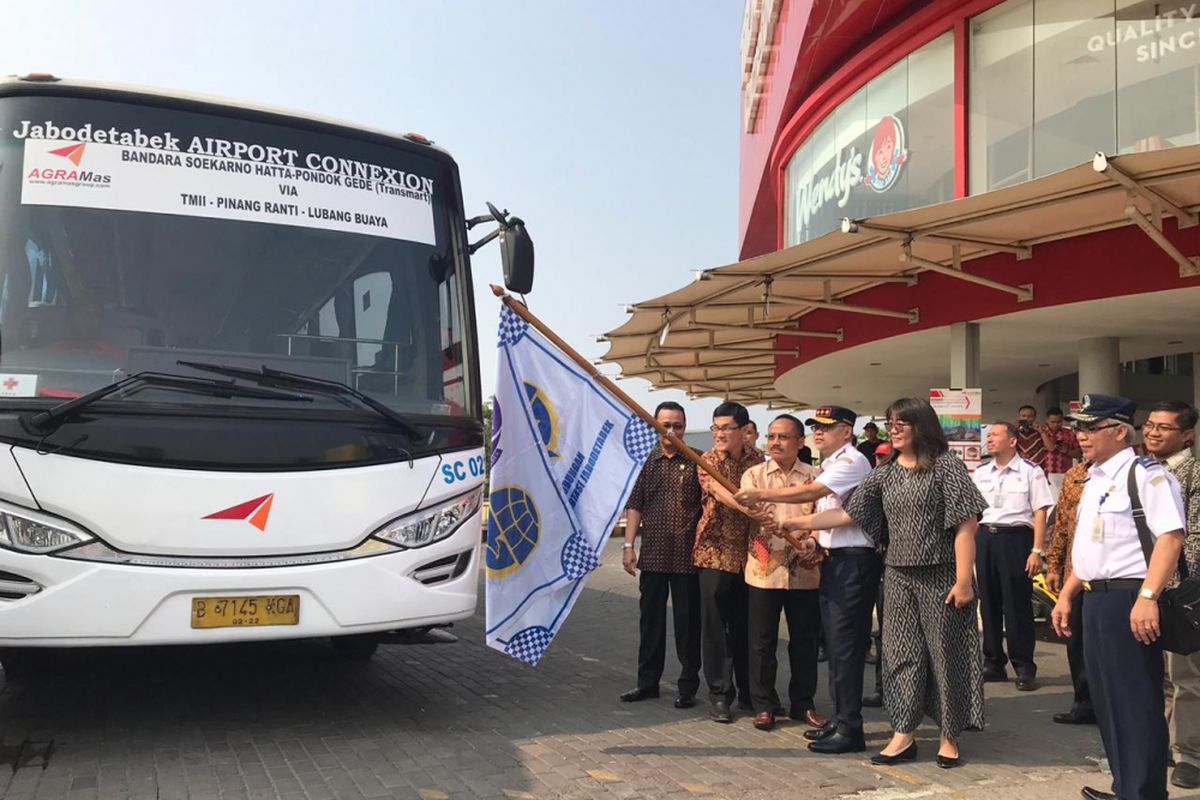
[490,285,810,553]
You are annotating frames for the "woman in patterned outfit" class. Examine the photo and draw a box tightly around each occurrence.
[783,397,987,767]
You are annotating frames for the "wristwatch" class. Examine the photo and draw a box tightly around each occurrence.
[1031,548,1046,557]
[1139,586,1158,601]
[622,543,635,550]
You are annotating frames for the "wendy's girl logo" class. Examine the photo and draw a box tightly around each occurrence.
[863,115,907,193]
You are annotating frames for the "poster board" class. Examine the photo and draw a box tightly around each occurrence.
[930,388,983,471]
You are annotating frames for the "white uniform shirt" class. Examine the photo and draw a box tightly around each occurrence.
[814,442,874,549]
[971,455,1053,527]
[1071,447,1186,581]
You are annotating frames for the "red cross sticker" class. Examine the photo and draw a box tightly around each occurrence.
[3,378,18,390]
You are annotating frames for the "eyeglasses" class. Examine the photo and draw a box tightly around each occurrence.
[765,433,798,442]
[710,424,743,433]
[1072,422,1121,435]
[885,420,912,432]
[1142,422,1183,434]
[658,422,686,431]
[810,423,846,433]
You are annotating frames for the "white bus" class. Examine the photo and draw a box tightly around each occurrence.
[0,75,532,674]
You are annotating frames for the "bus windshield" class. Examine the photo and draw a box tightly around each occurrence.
[0,94,473,418]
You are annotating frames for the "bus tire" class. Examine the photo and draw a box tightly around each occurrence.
[330,634,379,660]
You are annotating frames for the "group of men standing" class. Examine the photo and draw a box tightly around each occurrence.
[618,394,1200,800]
[621,400,880,752]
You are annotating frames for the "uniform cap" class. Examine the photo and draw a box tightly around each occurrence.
[807,405,857,427]
[1065,393,1136,425]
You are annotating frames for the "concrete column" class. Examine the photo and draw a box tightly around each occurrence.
[950,322,980,388]
[1036,380,1058,414]
[1078,337,1121,397]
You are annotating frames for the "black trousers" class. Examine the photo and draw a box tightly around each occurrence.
[975,525,1037,677]
[820,550,882,735]
[1083,587,1168,800]
[698,568,750,703]
[1065,594,1093,713]
[747,585,820,715]
[636,571,701,697]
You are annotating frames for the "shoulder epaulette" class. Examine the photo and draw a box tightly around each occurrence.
[1135,455,1162,470]
[1022,458,1038,469]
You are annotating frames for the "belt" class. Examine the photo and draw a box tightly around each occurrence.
[983,524,1032,534]
[822,547,877,557]
[1082,578,1142,592]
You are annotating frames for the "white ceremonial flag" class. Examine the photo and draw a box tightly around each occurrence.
[485,304,658,665]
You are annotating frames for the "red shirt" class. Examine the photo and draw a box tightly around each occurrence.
[1040,427,1079,475]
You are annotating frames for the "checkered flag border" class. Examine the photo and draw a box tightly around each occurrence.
[498,305,530,347]
[504,625,554,666]
[623,417,658,463]
[560,532,602,580]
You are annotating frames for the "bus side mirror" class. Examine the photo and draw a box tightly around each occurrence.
[500,219,534,294]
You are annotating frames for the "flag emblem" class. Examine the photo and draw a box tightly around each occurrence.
[486,486,540,577]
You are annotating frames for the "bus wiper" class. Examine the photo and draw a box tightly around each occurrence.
[20,371,313,435]
[177,360,430,443]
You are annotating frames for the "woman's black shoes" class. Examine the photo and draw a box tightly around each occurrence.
[936,753,961,769]
[870,742,917,765]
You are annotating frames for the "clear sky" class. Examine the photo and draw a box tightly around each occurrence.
[0,0,799,435]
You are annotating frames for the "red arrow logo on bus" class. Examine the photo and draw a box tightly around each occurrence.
[49,143,86,166]
[203,493,274,532]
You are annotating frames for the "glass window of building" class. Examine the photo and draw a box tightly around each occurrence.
[1116,0,1200,153]
[970,0,1034,193]
[1033,0,1117,177]
[783,32,954,246]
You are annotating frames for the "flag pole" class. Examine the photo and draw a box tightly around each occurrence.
[490,285,810,553]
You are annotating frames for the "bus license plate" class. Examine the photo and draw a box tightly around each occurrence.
[190,595,300,629]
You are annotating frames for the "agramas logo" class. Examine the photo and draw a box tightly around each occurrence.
[25,141,112,186]
[203,494,275,532]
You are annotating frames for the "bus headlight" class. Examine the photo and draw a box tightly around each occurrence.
[0,509,94,554]
[371,488,483,549]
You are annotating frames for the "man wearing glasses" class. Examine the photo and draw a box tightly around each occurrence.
[1051,394,1187,800]
[1141,400,1200,791]
[620,401,703,709]
[693,401,764,723]
[736,406,876,752]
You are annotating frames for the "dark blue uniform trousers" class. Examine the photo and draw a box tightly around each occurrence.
[819,549,882,736]
[975,525,1037,677]
[1083,588,1168,800]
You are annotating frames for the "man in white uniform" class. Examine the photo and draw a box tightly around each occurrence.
[972,421,1053,691]
[1051,394,1186,800]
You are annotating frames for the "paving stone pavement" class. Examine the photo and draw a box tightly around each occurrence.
[0,539,1197,800]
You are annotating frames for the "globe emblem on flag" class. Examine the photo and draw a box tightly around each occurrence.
[486,486,540,577]
[523,381,560,458]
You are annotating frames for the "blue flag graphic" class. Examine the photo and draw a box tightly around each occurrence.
[485,304,657,665]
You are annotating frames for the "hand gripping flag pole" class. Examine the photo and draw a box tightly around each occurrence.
[488,285,808,553]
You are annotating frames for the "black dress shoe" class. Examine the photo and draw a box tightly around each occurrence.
[982,667,1008,683]
[619,687,659,702]
[803,722,835,741]
[936,753,960,769]
[1172,762,1200,789]
[709,699,732,723]
[862,691,883,708]
[870,742,917,765]
[674,694,696,709]
[1015,676,1039,692]
[1053,707,1097,725]
[808,731,866,754]
[1080,787,1118,800]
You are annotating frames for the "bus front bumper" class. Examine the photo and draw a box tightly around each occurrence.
[0,535,480,647]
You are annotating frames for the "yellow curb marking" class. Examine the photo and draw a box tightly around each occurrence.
[868,765,928,786]
[586,769,622,782]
